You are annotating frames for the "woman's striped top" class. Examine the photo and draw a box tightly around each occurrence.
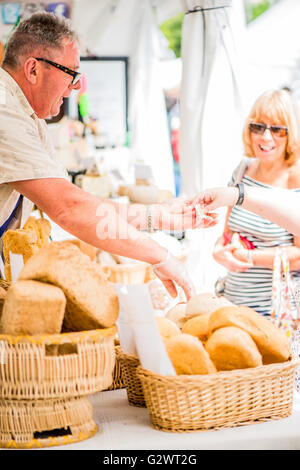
[224,169,300,317]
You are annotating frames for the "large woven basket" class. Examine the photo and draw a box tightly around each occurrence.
[137,357,298,432]
[0,327,116,400]
[0,396,97,449]
[116,348,145,407]
[104,340,125,391]
[102,262,148,284]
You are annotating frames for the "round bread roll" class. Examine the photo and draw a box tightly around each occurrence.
[165,302,187,329]
[181,313,210,342]
[205,326,263,371]
[155,317,181,341]
[208,306,291,364]
[165,333,217,375]
[185,292,233,318]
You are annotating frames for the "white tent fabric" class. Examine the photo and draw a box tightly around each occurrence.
[178,0,247,291]
[179,0,246,197]
[244,0,300,106]
[72,0,175,193]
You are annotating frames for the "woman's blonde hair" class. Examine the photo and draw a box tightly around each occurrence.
[243,89,300,165]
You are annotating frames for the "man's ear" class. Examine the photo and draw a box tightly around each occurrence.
[23,58,39,84]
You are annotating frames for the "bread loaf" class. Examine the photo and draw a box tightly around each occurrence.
[66,239,97,261]
[0,280,66,335]
[155,317,181,341]
[97,250,118,266]
[205,326,263,371]
[2,229,39,281]
[166,333,217,375]
[0,286,6,320]
[165,303,187,329]
[23,216,51,248]
[18,241,119,331]
[185,292,233,318]
[181,314,210,342]
[208,306,291,364]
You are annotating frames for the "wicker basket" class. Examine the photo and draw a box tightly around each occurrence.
[116,348,145,407]
[0,396,97,449]
[102,262,148,284]
[137,357,299,432]
[0,327,117,400]
[104,340,125,391]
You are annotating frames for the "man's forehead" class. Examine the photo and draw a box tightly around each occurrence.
[55,39,80,69]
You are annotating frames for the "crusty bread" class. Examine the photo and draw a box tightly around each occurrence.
[181,313,210,343]
[0,286,7,320]
[205,326,263,371]
[23,216,51,249]
[0,280,66,335]
[165,303,187,329]
[18,241,119,331]
[185,292,233,318]
[65,239,97,262]
[97,250,118,266]
[165,333,217,375]
[208,306,291,364]
[155,317,181,341]
[2,229,39,281]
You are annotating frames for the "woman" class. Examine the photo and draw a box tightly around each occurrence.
[192,185,300,238]
[210,89,300,316]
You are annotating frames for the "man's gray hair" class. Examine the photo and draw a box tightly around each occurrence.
[2,12,79,70]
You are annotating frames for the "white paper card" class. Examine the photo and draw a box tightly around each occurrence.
[9,252,24,283]
[116,284,176,376]
[114,285,137,356]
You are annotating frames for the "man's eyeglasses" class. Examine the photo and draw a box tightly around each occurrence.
[35,57,81,85]
[249,122,288,137]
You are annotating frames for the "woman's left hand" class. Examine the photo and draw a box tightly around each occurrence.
[230,233,254,266]
[232,248,251,263]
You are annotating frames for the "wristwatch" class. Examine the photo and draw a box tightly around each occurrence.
[235,183,245,206]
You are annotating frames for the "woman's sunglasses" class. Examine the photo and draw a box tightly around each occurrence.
[249,122,288,137]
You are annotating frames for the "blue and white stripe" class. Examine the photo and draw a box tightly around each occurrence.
[224,174,300,316]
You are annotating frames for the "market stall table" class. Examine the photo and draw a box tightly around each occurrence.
[40,388,300,450]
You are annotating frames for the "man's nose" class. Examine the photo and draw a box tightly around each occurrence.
[71,79,81,91]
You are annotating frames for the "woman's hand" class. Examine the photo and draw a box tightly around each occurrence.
[186,187,239,213]
[155,199,219,232]
[213,236,253,272]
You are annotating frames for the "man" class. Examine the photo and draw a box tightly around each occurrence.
[0,12,216,299]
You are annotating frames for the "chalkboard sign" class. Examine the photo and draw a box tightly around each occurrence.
[67,56,128,147]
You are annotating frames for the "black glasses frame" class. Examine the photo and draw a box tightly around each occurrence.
[35,57,81,85]
[249,122,288,137]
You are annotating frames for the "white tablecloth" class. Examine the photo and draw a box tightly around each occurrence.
[49,388,300,451]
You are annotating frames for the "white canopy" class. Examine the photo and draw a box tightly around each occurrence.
[179,0,247,197]
[72,0,175,193]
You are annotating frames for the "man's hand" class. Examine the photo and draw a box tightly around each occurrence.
[152,252,196,301]
[156,199,219,232]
